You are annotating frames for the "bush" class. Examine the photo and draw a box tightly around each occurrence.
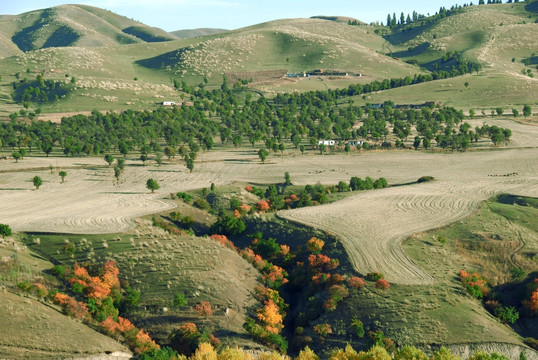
[367,272,384,281]
[193,198,211,211]
[210,214,246,236]
[173,293,188,307]
[375,279,390,289]
[417,176,435,183]
[495,306,519,324]
[176,192,193,203]
[351,318,365,338]
[51,265,66,278]
[0,224,12,237]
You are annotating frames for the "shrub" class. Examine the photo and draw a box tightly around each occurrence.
[417,176,435,183]
[210,215,246,236]
[351,318,365,338]
[313,323,332,337]
[306,237,324,254]
[348,276,366,290]
[194,198,211,211]
[374,177,388,189]
[367,272,384,281]
[176,192,193,203]
[194,301,213,316]
[173,293,188,307]
[495,306,519,324]
[375,279,390,289]
[0,224,12,237]
[459,270,490,299]
[51,265,66,278]
[256,200,270,212]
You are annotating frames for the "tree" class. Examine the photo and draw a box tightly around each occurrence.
[140,154,148,166]
[59,171,67,183]
[146,178,160,193]
[469,109,475,119]
[300,144,306,154]
[258,149,268,164]
[164,146,175,160]
[155,152,162,166]
[319,143,326,155]
[422,137,431,150]
[33,176,43,189]
[118,141,129,157]
[523,105,532,118]
[104,154,114,166]
[495,107,504,117]
[19,149,27,159]
[12,152,21,163]
[116,158,125,171]
[114,166,121,181]
[0,224,12,237]
[512,108,519,118]
[185,156,194,172]
[413,136,421,150]
[284,172,291,186]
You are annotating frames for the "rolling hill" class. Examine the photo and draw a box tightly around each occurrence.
[0,2,535,113]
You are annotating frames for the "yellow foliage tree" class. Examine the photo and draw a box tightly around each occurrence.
[257,300,284,334]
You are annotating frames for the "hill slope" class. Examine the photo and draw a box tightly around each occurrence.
[0,4,176,56]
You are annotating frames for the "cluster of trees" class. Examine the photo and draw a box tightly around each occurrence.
[137,341,516,360]
[12,74,73,104]
[386,5,465,30]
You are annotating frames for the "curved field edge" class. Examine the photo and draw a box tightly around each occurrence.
[279,168,538,285]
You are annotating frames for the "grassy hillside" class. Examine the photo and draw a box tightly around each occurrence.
[0,4,176,56]
[24,220,264,348]
[0,2,536,114]
[171,28,229,39]
[137,18,422,83]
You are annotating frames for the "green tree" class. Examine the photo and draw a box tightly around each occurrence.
[59,171,67,183]
[155,152,162,166]
[512,108,519,118]
[19,148,27,159]
[319,143,326,155]
[284,172,291,186]
[164,146,175,160]
[495,107,504,117]
[118,141,129,157]
[104,154,114,166]
[423,137,431,150]
[300,144,306,154]
[116,158,125,171]
[114,166,121,181]
[186,156,194,173]
[523,105,532,118]
[146,178,160,193]
[413,136,421,150]
[33,176,42,189]
[12,152,21,163]
[0,224,12,237]
[258,148,268,164]
[140,153,148,166]
[469,109,475,119]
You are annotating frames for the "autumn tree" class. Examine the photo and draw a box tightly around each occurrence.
[257,299,283,334]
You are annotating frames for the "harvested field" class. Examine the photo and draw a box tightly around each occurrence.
[0,120,536,286]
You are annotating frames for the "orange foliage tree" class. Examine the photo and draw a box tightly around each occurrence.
[348,276,366,290]
[375,279,390,290]
[194,301,213,316]
[257,299,284,334]
[307,237,325,254]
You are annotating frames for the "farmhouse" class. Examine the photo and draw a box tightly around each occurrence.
[161,101,177,106]
[318,140,336,146]
[347,140,364,146]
